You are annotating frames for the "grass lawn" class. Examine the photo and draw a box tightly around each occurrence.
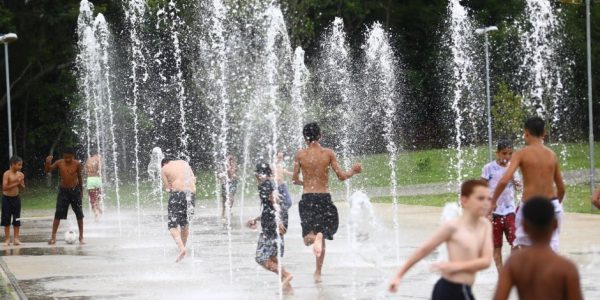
[371,184,599,214]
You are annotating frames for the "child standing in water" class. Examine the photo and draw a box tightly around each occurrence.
[252,162,293,290]
[481,140,521,272]
[45,148,85,245]
[2,156,25,246]
[388,179,493,299]
[220,155,238,220]
[494,197,582,300]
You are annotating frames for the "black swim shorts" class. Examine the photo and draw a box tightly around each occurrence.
[299,193,339,240]
[432,277,475,300]
[168,191,196,229]
[1,195,21,226]
[55,187,84,220]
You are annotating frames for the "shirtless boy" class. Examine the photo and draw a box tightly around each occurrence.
[85,151,103,221]
[292,122,362,282]
[388,179,493,299]
[161,158,196,262]
[273,152,293,209]
[220,155,238,220]
[2,156,25,246]
[494,197,582,300]
[493,117,565,251]
[45,148,85,244]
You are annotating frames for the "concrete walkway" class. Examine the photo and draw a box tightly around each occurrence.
[0,200,598,299]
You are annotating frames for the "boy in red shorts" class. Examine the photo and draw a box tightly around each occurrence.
[481,140,521,273]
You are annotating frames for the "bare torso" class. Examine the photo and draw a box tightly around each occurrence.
[57,160,82,188]
[508,248,580,300]
[2,170,24,197]
[517,144,558,201]
[273,163,289,185]
[85,155,101,177]
[444,217,490,285]
[161,160,196,193]
[295,146,333,193]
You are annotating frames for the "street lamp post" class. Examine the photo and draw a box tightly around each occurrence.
[1,33,17,159]
[475,26,498,163]
[585,0,596,206]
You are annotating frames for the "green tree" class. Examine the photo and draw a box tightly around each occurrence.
[492,83,525,140]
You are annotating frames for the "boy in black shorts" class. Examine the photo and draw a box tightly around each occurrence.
[45,148,85,244]
[250,162,292,290]
[2,156,25,246]
[292,122,362,282]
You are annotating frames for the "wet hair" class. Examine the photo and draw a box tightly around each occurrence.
[303,122,321,142]
[63,147,76,157]
[524,117,545,137]
[460,179,488,197]
[497,139,513,152]
[9,156,22,165]
[522,197,555,232]
[255,162,272,177]
[161,157,172,167]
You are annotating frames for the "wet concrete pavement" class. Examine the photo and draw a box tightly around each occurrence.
[1,199,599,299]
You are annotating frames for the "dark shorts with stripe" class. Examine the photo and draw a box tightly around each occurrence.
[55,187,84,220]
[299,193,339,240]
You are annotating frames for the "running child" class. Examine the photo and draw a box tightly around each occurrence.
[494,197,582,300]
[388,179,493,299]
[2,156,25,246]
[252,162,293,290]
[45,148,85,244]
[492,117,565,251]
[292,122,362,282]
[85,151,103,221]
[481,139,521,272]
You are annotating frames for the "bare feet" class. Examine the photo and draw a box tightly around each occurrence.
[13,239,21,246]
[79,237,86,245]
[4,240,10,246]
[313,232,323,258]
[176,248,186,262]
[281,272,294,286]
[48,238,56,245]
[313,271,322,283]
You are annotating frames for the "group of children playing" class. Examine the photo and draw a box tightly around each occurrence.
[0,116,590,298]
[1,148,104,246]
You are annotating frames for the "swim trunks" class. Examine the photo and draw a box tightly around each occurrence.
[432,277,475,300]
[255,232,284,264]
[1,195,21,227]
[167,191,196,229]
[515,198,562,251]
[299,193,339,240]
[492,213,516,248]
[86,176,102,190]
[55,187,84,220]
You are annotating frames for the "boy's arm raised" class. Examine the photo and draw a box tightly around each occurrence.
[432,220,493,274]
[44,156,58,173]
[292,153,302,185]
[330,150,361,181]
[388,223,453,293]
[554,157,565,202]
[493,258,515,300]
[493,152,521,204]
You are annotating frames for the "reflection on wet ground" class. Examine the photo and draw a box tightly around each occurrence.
[0,202,598,299]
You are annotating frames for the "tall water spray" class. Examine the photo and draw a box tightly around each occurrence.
[363,22,400,263]
[320,17,356,199]
[76,0,121,231]
[291,47,310,150]
[124,0,147,237]
[446,0,481,185]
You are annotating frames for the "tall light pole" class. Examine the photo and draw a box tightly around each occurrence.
[1,33,18,159]
[475,26,498,163]
[585,0,595,205]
